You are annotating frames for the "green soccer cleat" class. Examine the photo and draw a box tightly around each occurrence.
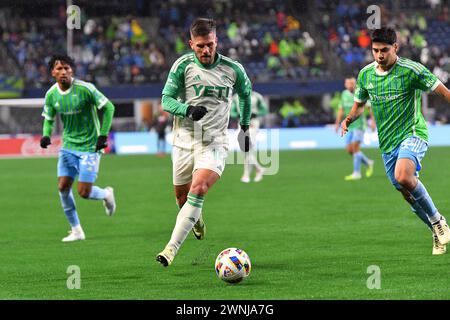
[344,172,361,181]
[432,233,446,255]
[192,215,206,240]
[156,246,176,267]
[366,160,375,178]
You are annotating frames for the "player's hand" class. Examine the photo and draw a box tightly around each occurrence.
[238,125,251,152]
[186,105,208,121]
[40,136,51,149]
[340,117,351,137]
[95,135,108,152]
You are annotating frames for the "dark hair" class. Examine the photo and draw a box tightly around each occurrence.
[371,27,397,45]
[190,18,216,37]
[48,54,76,73]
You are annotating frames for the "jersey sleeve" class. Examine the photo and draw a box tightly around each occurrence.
[90,85,109,109]
[162,58,187,99]
[233,63,252,126]
[411,63,441,92]
[41,92,56,121]
[354,72,369,103]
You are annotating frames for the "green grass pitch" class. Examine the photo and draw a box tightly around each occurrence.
[1,148,450,299]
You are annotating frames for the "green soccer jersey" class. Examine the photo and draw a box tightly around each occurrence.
[162,52,252,149]
[230,91,268,118]
[41,79,109,152]
[340,89,365,131]
[354,57,441,153]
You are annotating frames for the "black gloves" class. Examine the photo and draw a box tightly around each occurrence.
[186,105,208,121]
[40,136,51,148]
[238,125,251,152]
[95,135,108,152]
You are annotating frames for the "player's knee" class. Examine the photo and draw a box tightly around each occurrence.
[58,183,71,193]
[395,172,414,189]
[190,183,209,196]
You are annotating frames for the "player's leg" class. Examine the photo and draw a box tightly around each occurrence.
[173,182,204,240]
[249,124,265,182]
[57,149,85,242]
[344,132,361,180]
[157,145,225,267]
[77,152,116,216]
[395,157,450,245]
[352,130,375,177]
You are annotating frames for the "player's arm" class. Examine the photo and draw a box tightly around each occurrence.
[366,105,376,130]
[433,83,450,104]
[40,94,56,148]
[161,63,207,121]
[90,85,115,151]
[340,101,366,136]
[335,106,344,133]
[234,64,252,151]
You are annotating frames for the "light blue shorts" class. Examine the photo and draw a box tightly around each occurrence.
[57,148,101,183]
[345,129,364,145]
[381,136,428,189]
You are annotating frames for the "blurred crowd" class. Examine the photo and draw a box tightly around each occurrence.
[0,0,330,88]
[316,0,450,84]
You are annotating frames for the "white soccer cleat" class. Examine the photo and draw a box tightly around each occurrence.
[62,228,85,242]
[103,187,116,216]
[240,176,250,183]
[432,233,446,255]
[432,217,450,245]
[156,246,176,267]
[254,168,265,182]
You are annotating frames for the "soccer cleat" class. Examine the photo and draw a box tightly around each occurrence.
[432,233,446,255]
[432,217,450,245]
[366,160,375,178]
[103,187,116,216]
[240,175,250,183]
[62,229,85,242]
[254,168,265,182]
[156,246,176,267]
[192,216,206,240]
[344,172,362,181]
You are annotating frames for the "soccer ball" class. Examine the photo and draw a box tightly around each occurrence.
[215,247,251,283]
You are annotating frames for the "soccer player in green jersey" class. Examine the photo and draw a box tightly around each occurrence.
[156,18,252,267]
[341,28,450,255]
[231,90,269,183]
[40,55,116,242]
[335,76,375,181]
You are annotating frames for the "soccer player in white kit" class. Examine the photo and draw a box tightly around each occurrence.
[156,18,252,267]
[231,90,268,183]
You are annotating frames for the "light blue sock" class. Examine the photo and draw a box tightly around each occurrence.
[410,180,440,223]
[353,152,362,173]
[410,203,432,230]
[59,190,80,227]
[357,151,371,167]
[88,186,107,200]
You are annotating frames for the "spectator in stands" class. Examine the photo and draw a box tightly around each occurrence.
[280,99,307,127]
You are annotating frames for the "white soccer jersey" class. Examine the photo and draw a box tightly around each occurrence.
[162,52,252,150]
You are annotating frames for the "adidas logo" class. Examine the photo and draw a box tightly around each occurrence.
[367,83,374,89]
[193,75,201,81]
[55,102,60,107]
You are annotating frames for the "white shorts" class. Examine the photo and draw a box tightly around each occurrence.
[172,144,228,185]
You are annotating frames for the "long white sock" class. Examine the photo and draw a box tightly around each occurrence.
[167,192,204,252]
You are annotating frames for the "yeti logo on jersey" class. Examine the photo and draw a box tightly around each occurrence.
[192,84,231,99]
